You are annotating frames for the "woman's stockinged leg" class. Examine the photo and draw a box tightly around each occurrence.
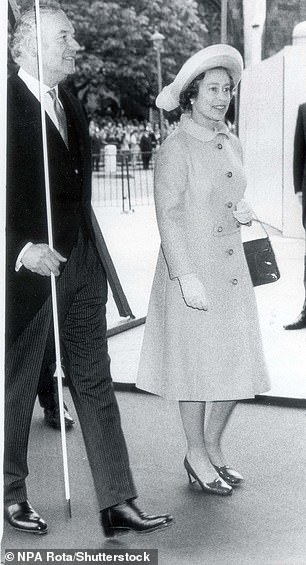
[204,400,237,466]
[179,400,220,483]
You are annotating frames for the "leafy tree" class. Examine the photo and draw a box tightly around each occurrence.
[11,0,306,116]
[11,0,207,118]
[197,0,221,45]
[197,0,244,56]
[264,0,306,58]
[61,0,208,119]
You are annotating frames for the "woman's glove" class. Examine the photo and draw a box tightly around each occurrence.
[233,199,253,225]
[178,273,209,310]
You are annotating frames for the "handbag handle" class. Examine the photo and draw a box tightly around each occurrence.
[250,211,270,238]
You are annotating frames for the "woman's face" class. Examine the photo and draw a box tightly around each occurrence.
[191,68,232,126]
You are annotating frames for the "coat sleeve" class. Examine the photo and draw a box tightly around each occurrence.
[293,105,305,194]
[154,134,194,279]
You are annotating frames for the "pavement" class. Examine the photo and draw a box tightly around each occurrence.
[92,202,306,403]
[2,187,306,562]
[2,395,306,564]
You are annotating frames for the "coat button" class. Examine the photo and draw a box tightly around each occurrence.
[217,226,223,233]
[227,249,234,255]
[227,201,233,208]
[231,278,238,285]
[227,171,233,177]
[218,143,223,149]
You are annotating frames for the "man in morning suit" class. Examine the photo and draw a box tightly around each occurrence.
[5,4,172,537]
[284,103,306,330]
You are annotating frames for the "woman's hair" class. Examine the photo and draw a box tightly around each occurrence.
[10,3,62,62]
[179,67,235,112]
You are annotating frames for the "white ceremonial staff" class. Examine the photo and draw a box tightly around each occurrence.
[34,0,72,518]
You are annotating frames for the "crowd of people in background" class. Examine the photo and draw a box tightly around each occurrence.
[89,117,179,170]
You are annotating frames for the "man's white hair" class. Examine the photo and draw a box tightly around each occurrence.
[10,2,62,62]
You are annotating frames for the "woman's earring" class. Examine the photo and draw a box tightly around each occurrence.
[190,99,194,105]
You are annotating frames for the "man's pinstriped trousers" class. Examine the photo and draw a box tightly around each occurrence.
[4,230,137,509]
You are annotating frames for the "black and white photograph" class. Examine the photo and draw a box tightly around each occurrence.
[1,1,306,564]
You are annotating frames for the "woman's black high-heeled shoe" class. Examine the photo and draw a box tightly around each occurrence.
[213,464,244,486]
[184,457,233,496]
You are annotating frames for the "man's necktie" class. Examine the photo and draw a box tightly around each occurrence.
[48,88,68,147]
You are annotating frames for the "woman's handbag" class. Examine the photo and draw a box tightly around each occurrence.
[243,218,280,287]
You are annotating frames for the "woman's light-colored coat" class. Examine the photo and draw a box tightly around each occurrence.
[136,114,270,401]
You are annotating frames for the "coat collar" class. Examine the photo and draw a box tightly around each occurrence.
[179,113,229,142]
[18,67,60,102]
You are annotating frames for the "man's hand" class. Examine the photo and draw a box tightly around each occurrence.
[178,273,209,310]
[21,244,67,276]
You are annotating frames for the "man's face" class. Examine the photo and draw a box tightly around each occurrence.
[40,10,80,86]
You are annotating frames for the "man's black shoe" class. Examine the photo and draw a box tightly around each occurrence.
[101,500,173,537]
[44,403,75,430]
[284,310,306,330]
[5,500,48,534]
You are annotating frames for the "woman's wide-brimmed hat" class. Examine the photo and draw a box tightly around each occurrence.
[156,44,243,112]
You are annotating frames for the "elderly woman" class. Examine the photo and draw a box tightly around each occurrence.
[136,44,270,496]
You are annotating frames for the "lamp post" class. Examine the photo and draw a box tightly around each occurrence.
[151,29,165,141]
[221,0,228,43]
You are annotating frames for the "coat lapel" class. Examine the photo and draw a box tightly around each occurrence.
[11,74,70,154]
[59,85,92,204]
[59,86,90,178]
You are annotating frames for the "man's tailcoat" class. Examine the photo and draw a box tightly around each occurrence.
[5,73,136,508]
[7,73,97,346]
[293,103,306,229]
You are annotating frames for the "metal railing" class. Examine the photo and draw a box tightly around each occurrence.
[91,148,155,211]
